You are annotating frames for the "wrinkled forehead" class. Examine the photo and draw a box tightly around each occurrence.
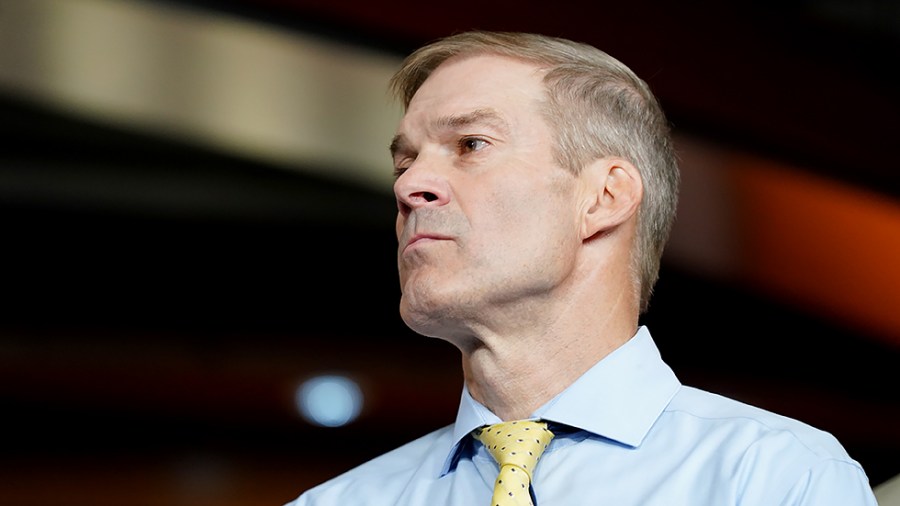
[400,54,549,130]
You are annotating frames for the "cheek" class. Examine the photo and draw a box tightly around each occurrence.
[482,191,574,257]
[466,167,579,264]
[395,214,404,240]
[475,193,533,244]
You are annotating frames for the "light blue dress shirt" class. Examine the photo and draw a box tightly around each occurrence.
[286,326,877,505]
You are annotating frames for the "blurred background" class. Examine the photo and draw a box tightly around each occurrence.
[1,0,898,504]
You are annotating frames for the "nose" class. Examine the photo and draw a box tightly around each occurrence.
[393,162,451,218]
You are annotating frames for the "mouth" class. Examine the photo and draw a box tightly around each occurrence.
[403,233,452,253]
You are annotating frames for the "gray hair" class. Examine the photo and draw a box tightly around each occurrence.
[389,31,680,313]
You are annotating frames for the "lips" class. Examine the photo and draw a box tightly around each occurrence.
[403,233,452,253]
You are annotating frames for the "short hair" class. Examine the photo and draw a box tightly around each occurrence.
[389,30,680,313]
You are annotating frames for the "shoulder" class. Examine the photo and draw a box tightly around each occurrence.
[667,385,853,460]
[284,424,454,506]
[661,386,875,504]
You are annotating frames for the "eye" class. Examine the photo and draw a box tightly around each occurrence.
[392,155,415,178]
[393,165,408,178]
[458,137,489,154]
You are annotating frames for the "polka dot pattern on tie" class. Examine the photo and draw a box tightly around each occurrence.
[473,420,555,506]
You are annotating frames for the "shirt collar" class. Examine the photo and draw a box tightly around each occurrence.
[440,386,504,476]
[439,326,680,476]
[535,326,681,447]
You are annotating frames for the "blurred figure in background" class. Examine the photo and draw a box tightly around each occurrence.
[286,30,877,505]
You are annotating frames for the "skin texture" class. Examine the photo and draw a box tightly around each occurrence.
[391,54,644,420]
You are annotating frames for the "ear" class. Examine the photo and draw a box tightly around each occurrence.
[580,157,643,239]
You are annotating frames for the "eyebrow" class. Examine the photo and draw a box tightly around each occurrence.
[389,108,509,158]
[436,108,509,132]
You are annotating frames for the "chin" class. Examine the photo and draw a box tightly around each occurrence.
[398,291,461,339]
[399,299,441,338]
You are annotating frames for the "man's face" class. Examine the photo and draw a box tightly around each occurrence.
[391,54,584,341]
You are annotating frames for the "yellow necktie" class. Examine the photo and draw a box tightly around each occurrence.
[473,420,555,506]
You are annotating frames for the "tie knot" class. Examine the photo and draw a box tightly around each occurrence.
[473,420,554,480]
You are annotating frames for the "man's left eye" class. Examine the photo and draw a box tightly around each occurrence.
[459,137,488,153]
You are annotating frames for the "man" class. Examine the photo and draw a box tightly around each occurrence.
[286,30,877,505]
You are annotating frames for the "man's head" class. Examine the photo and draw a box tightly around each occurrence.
[390,31,679,317]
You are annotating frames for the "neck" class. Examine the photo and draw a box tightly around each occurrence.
[459,279,638,421]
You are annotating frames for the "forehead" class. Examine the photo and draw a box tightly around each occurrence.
[400,54,548,129]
